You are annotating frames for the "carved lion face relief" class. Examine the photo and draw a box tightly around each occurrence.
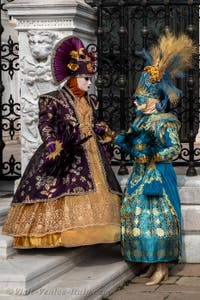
[27,31,57,62]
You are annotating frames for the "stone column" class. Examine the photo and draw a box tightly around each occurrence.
[5,0,96,173]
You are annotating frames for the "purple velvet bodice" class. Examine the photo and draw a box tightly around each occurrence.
[12,87,121,204]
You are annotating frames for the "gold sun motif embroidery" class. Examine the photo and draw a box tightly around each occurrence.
[47,140,63,160]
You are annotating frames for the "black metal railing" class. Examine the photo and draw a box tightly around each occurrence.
[86,0,200,176]
[0,0,21,180]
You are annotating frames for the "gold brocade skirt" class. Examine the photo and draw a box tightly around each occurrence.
[2,134,121,248]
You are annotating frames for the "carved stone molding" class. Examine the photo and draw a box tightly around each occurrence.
[16,19,74,30]
[5,0,96,38]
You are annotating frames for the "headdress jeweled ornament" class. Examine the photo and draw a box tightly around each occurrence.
[51,36,95,85]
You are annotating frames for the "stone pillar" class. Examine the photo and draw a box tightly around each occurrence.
[5,0,96,173]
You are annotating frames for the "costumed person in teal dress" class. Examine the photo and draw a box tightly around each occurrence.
[3,36,121,248]
[115,31,196,285]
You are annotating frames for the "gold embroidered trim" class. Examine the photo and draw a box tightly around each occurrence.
[3,193,121,237]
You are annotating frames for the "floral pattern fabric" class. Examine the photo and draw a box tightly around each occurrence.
[115,112,182,263]
[11,87,121,205]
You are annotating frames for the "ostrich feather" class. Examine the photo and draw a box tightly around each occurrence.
[150,31,197,79]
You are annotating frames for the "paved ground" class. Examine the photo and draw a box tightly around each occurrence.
[109,263,200,300]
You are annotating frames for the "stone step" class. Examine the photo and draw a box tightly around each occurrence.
[0,198,15,258]
[0,244,136,300]
[0,244,98,296]
[181,205,200,232]
[178,175,200,205]
[0,197,12,226]
[0,226,16,259]
[182,233,200,263]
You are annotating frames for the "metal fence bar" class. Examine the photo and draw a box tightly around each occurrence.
[0,0,21,181]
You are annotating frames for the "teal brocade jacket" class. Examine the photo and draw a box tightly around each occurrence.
[115,112,181,200]
[115,112,181,166]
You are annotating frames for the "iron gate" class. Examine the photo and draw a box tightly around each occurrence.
[0,0,200,180]
[86,0,200,176]
[0,0,20,181]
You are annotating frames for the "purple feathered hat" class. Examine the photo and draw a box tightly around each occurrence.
[51,36,95,85]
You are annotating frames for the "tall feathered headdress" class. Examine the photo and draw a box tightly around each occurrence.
[135,31,197,111]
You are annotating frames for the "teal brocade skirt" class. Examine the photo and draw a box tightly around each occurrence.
[120,162,181,263]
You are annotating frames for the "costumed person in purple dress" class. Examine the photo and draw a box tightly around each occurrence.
[115,31,196,285]
[3,36,121,248]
